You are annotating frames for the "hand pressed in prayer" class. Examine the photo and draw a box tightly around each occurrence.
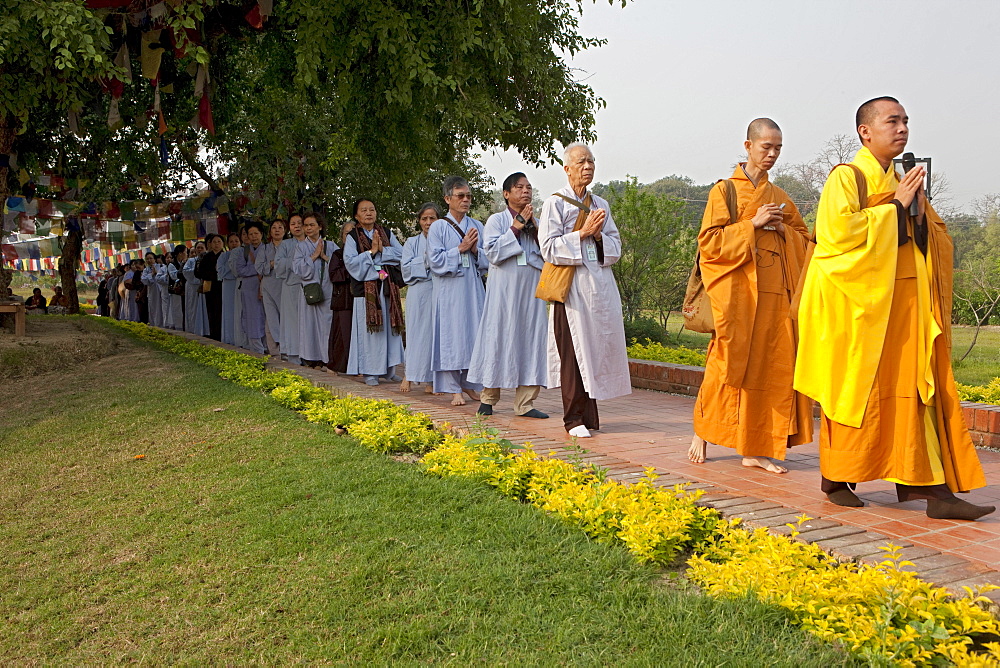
[515,202,534,228]
[752,203,783,230]
[458,228,478,253]
[370,233,383,255]
[896,166,925,210]
[579,208,606,239]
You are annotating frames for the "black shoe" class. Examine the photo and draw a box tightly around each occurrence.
[927,497,996,521]
[517,409,549,419]
[476,403,493,416]
[827,488,865,507]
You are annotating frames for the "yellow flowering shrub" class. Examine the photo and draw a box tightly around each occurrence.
[957,377,1000,404]
[626,340,707,366]
[688,519,1000,667]
[424,435,717,565]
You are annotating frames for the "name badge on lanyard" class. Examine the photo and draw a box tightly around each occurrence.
[585,242,598,262]
[461,253,471,268]
[516,252,527,266]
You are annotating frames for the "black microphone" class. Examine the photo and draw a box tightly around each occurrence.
[901,152,919,217]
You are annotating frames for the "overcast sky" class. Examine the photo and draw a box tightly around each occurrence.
[478,0,1000,210]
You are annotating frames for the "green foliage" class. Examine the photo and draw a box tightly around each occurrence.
[608,177,695,324]
[623,316,669,345]
[0,2,116,128]
[627,340,707,367]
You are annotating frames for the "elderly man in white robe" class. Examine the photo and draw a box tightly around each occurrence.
[468,172,549,419]
[538,142,631,438]
[428,175,488,406]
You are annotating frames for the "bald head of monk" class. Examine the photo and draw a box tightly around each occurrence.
[743,118,782,178]
[856,96,908,164]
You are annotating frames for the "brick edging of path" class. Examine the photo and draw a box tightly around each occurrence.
[629,358,1000,449]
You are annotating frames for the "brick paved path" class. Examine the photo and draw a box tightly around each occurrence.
[168,330,1000,600]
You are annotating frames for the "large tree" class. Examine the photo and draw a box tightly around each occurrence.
[2,0,629,310]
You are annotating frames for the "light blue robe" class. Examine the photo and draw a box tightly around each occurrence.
[217,249,238,345]
[142,265,162,327]
[121,270,140,322]
[292,238,338,363]
[228,250,248,349]
[256,241,283,346]
[183,257,209,336]
[468,210,548,389]
[401,233,433,383]
[234,243,266,341]
[428,214,487,390]
[154,264,173,329]
[344,227,405,377]
[275,239,301,360]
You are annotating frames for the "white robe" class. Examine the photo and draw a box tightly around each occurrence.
[344,228,405,376]
[275,239,301,359]
[538,186,631,401]
[292,238,337,363]
[256,241,283,346]
[183,257,209,336]
[427,214,488,372]
[468,210,548,389]
[401,233,434,383]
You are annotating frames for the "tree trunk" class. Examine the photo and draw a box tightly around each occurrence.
[0,117,14,299]
[59,226,82,314]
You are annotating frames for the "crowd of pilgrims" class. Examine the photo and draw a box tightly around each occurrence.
[97,171,609,421]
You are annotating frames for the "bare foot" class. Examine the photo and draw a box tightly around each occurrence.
[451,393,466,406]
[464,388,480,402]
[399,380,411,393]
[321,367,335,374]
[424,384,435,394]
[688,435,707,464]
[742,456,788,474]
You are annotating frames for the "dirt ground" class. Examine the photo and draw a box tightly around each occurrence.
[0,316,132,379]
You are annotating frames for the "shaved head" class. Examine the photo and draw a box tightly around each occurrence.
[856,96,900,133]
[747,118,781,141]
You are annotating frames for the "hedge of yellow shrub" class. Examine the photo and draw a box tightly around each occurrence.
[105,319,1000,666]
[627,338,1000,405]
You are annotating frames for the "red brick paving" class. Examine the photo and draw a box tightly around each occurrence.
[168,329,1000,600]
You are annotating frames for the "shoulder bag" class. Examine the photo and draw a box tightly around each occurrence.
[302,241,327,305]
[682,180,737,334]
[535,193,593,303]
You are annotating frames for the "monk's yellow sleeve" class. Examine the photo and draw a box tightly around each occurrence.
[794,165,900,427]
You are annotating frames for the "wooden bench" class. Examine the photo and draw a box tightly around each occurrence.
[0,301,26,337]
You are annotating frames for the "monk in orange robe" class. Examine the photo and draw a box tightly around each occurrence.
[688,118,814,473]
[794,97,992,520]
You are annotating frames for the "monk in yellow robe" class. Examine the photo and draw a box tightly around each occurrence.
[795,96,993,520]
[688,118,814,473]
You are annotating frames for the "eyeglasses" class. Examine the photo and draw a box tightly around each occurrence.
[448,192,472,200]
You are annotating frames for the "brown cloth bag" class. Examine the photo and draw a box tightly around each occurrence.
[788,163,866,321]
[682,179,737,334]
[535,193,593,303]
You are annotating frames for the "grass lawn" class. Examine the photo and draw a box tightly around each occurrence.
[0,327,854,665]
[651,312,999,387]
